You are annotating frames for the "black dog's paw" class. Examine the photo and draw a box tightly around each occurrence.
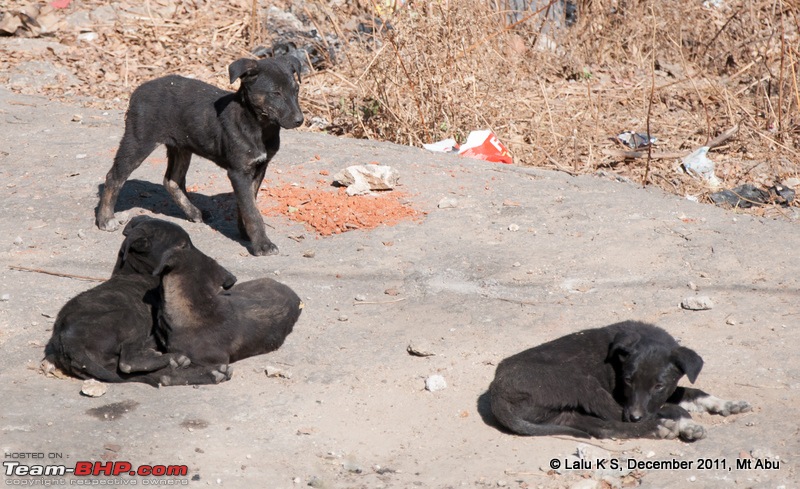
[251,241,279,256]
[711,399,752,417]
[97,216,120,232]
[212,364,233,383]
[169,355,192,368]
[657,418,707,441]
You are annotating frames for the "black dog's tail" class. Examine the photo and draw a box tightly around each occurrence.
[44,336,160,387]
[490,394,592,438]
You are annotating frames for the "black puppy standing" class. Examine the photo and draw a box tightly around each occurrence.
[96,56,304,256]
[489,321,751,441]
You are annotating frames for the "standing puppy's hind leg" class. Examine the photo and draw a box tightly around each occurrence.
[164,146,205,223]
[97,137,159,231]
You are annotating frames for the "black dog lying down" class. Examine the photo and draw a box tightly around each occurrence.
[95,56,304,256]
[490,321,751,441]
[151,243,303,375]
[43,216,232,386]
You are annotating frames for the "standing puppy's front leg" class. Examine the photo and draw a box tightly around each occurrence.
[229,169,278,256]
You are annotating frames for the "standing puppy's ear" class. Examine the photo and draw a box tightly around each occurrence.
[284,55,304,83]
[229,58,260,84]
[607,329,640,362]
[671,346,703,383]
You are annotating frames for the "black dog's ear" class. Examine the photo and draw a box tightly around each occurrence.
[607,330,640,362]
[671,346,703,383]
[229,58,259,84]
[152,248,177,277]
[120,227,151,264]
[222,270,237,290]
[122,215,152,236]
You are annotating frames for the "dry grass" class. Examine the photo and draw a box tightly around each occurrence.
[2,0,798,210]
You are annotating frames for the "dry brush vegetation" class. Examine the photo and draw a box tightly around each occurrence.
[2,0,798,212]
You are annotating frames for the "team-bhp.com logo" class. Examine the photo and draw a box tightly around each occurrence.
[4,461,188,484]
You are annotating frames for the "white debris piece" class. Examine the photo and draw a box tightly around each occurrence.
[333,165,399,196]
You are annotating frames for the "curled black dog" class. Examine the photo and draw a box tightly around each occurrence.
[43,216,232,386]
[96,56,304,256]
[150,244,302,373]
[489,321,751,441]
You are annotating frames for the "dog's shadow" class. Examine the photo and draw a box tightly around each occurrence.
[97,180,245,245]
[477,390,513,434]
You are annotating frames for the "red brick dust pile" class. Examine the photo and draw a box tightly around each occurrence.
[258,182,423,237]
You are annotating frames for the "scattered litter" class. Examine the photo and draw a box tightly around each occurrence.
[710,184,795,209]
[681,147,721,188]
[407,341,436,357]
[458,130,513,164]
[423,138,459,153]
[681,296,714,311]
[333,165,399,196]
[617,130,656,149]
[425,374,447,392]
[81,379,107,397]
[423,130,512,164]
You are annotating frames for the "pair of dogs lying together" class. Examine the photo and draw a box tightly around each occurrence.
[46,54,749,441]
[43,216,303,386]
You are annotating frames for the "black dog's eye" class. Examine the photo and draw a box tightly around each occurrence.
[271,91,282,97]
[653,383,665,392]
[623,376,632,385]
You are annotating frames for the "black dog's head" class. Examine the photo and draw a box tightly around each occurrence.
[607,329,703,423]
[114,216,194,276]
[151,244,237,292]
[229,56,304,130]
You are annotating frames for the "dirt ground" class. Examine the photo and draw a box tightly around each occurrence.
[0,79,798,489]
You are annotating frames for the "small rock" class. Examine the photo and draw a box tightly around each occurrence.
[293,477,301,484]
[337,315,349,322]
[1,294,10,301]
[496,481,507,488]
[508,224,520,232]
[726,317,737,325]
[750,448,778,460]
[646,451,656,458]
[76,154,87,159]
[72,114,82,122]
[384,288,400,296]
[13,237,23,245]
[308,476,324,488]
[77,229,86,240]
[687,281,698,291]
[81,379,107,397]
[681,296,714,311]
[407,342,436,357]
[265,366,292,379]
[342,461,363,474]
[302,250,315,258]
[425,374,447,392]
[354,294,366,302]
[512,262,521,268]
[334,165,399,196]
[437,197,458,209]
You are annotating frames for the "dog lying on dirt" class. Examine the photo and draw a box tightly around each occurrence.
[43,216,232,386]
[96,56,304,256]
[489,321,751,440]
[151,243,302,369]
